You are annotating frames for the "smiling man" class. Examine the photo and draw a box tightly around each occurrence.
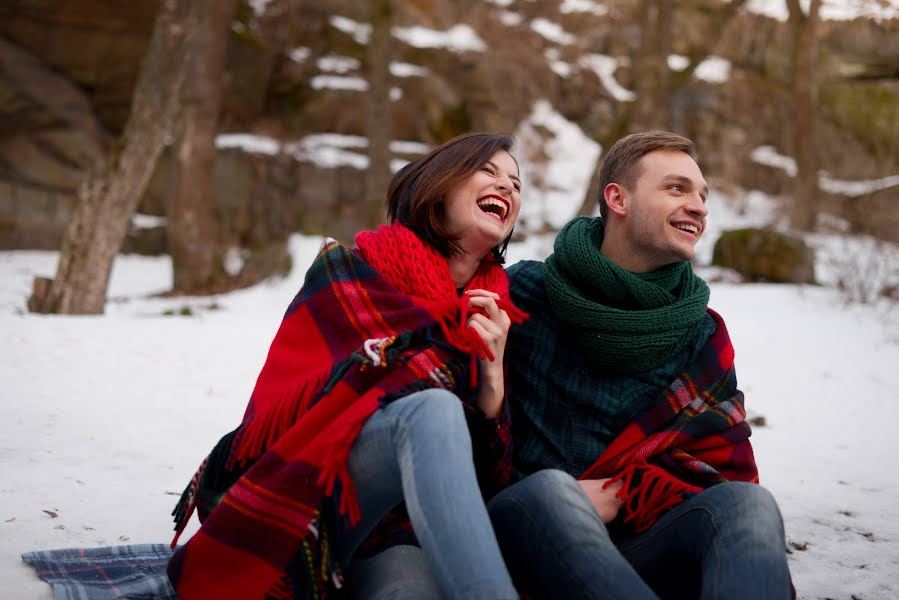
[493,131,793,599]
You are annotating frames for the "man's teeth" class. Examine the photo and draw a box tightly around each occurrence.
[477,198,507,219]
[675,223,698,234]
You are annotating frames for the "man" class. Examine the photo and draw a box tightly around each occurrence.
[489,131,793,599]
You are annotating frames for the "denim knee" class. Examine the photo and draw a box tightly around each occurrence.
[698,482,785,541]
[347,545,441,600]
[495,469,580,512]
[391,389,466,438]
[489,469,599,531]
[727,482,784,536]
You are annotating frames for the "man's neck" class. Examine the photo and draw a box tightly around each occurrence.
[599,231,656,273]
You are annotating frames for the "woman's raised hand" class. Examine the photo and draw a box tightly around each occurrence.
[464,289,511,418]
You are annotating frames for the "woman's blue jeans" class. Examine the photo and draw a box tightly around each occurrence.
[338,389,517,600]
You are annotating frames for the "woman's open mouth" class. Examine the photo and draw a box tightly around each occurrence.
[476,195,510,221]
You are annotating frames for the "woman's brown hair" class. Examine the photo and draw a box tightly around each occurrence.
[386,132,517,263]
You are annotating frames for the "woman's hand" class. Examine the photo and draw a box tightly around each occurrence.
[577,478,624,524]
[465,289,511,418]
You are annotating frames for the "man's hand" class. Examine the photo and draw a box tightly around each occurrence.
[578,478,624,524]
[465,289,511,418]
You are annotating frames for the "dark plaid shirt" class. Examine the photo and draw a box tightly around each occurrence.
[505,260,716,479]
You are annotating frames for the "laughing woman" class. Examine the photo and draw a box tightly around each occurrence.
[167,132,526,600]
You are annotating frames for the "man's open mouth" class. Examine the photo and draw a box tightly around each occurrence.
[672,222,700,235]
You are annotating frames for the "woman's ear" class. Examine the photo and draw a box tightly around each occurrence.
[603,183,628,218]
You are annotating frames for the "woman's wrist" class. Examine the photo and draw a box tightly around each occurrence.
[476,379,504,418]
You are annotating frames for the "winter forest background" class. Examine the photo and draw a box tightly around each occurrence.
[1,0,898,598]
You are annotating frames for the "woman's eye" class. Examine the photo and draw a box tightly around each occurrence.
[482,166,495,175]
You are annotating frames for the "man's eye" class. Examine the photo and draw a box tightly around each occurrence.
[670,184,683,192]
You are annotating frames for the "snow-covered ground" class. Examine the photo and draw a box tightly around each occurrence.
[2,213,898,599]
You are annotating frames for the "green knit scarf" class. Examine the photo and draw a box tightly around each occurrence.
[544,216,710,374]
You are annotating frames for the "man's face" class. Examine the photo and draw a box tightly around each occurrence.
[621,150,709,271]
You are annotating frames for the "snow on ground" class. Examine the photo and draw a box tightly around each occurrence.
[215,133,280,155]
[317,55,361,74]
[329,15,371,44]
[746,0,899,22]
[751,145,899,196]
[515,100,602,233]
[389,62,430,78]
[214,134,427,172]
[499,10,524,26]
[2,204,899,599]
[668,53,690,71]
[310,74,369,91]
[694,56,731,84]
[559,0,608,16]
[288,47,311,64]
[545,48,573,78]
[391,24,486,52]
[578,54,636,102]
[529,18,576,45]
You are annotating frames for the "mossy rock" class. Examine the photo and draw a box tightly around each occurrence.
[820,81,899,157]
[712,228,816,284]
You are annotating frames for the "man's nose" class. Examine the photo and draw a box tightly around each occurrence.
[688,194,708,218]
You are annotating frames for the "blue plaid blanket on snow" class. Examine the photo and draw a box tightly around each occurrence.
[21,544,175,600]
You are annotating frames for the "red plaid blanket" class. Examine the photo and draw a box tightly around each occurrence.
[168,224,524,600]
[580,309,759,532]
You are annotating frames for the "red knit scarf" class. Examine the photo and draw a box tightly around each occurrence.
[356,224,527,383]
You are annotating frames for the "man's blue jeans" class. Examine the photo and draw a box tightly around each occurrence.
[489,470,792,600]
[338,389,517,600]
[350,469,791,599]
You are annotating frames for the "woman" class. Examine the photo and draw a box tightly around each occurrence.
[167,132,526,600]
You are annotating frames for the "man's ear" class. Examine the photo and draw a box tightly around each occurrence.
[603,183,628,218]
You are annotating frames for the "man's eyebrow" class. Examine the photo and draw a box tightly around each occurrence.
[487,160,521,182]
[663,174,709,196]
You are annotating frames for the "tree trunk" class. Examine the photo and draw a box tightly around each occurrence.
[167,0,236,293]
[577,0,672,218]
[787,0,821,231]
[577,0,748,219]
[631,0,673,132]
[28,0,193,314]
[364,0,393,229]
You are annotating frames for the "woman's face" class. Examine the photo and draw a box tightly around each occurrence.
[442,150,521,257]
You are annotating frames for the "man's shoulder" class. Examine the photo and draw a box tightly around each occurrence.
[678,309,729,376]
[507,259,544,281]
[506,260,547,305]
